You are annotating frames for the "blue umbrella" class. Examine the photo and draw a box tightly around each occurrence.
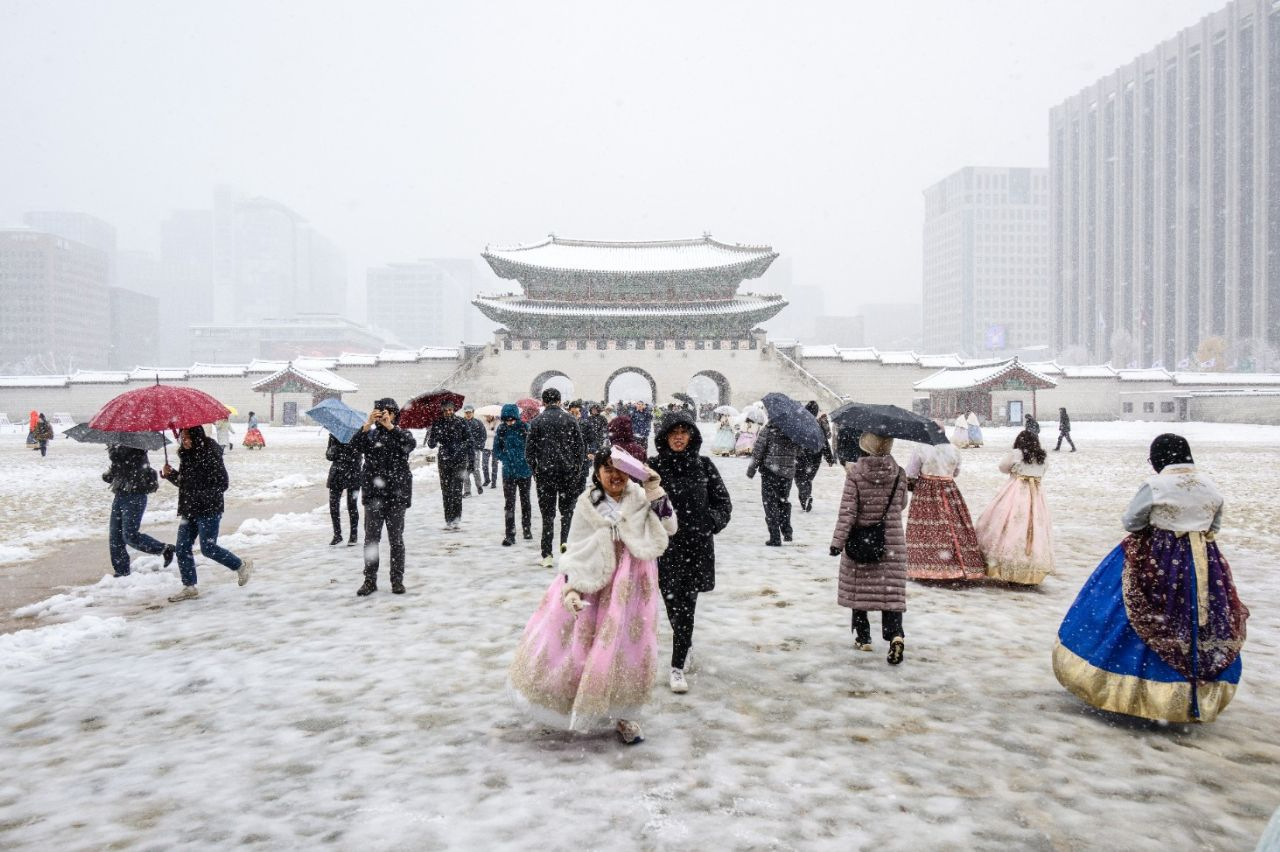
[760,392,826,452]
[306,398,365,444]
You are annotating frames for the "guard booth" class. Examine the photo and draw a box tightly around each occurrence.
[251,362,357,425]
[913,358,1056,424]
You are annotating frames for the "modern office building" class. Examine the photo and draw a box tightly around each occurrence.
[922,167,1051,356]
[22,210,117,285]
[1050,0,1280,368]
[368,258,482,347]
[108,286,159,369]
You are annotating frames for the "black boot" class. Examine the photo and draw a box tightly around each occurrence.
[523,529,533,541]
[391,579,405,595]
[347,532,358,547]
[888,637,905,665]
[162,544,175,567]
[356,578,377,597]
[330,533,343,546]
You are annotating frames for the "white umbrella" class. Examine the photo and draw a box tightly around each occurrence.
[742,402,767,423]
[713,404,739,416]
[476,404,503,418]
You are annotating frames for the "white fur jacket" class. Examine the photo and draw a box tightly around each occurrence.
[560,481,677,595]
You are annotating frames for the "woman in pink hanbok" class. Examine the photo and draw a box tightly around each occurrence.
[509,449,677,744]
[975,430,1054,585]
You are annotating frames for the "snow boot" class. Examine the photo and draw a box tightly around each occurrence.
[887,637,905,665]
[523,529,533,541]
[502,536,515,547]
[347,533,358,547]
[330,533,343,546]
[669,668,689,694]
[356,579,377,597]
[391,580,405,595]
[237,559,254,587]
[765,538,781,547]
[616,720,644,745]
[162,544,175,568]
[168,585,199,603]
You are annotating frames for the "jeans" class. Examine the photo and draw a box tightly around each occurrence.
[363,499,406,583]
[39,440,48,457]
[536,474,581,557]
[108,492,167,576]
[463,451,484,496]
[1054,431,1077,451]
[440,464,465,523]
[503,476,532,540]
[852,609,904,642]
[175,514,243,587]
[663,589,698,669]
[481,449,493,485]
[329,486,359,538]
[760,469,793,541]
[794,452,822,507]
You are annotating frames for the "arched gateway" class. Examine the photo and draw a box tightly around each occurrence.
[605,367,657,405]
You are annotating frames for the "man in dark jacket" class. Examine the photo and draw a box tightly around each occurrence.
[525,387,585,567]
[794,401,836,513]
[629,400,653,454]
[581,403,608,458]
[104,445,173,577]
[1054,407,1076,452]
[325,434,362,546]
[428,400,471,530]
[648,410,732,694]
[461,404,487,498]
[834,425,864,466]
[351,398,417,596]
[746,420,800,546]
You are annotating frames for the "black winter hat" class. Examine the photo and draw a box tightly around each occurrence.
[541,387,561,405]
[374,397,400,414]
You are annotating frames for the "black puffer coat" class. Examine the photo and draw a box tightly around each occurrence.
[648,410,732,595]
[163,428,229,519]
[352,423,417,507]
[325,434,363,491]
[526,405,586,481]
[428,415,472,470]
[103,446,159,495]
[580,413,608,455]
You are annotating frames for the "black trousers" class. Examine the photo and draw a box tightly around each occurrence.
[1054,431,1077,451]
[760,469,793,541]
[794,453,821,506]
[536,475,580,557]
[363,499,406,584]
[328,486,358,537]
[440,464,465,524]
[663,589,698,669]
[852,609,904,641]
[503,476,532,539]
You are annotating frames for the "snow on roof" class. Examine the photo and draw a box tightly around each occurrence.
[1024,360,1064,376]
[187,363,248,377]
[473,295,785,318]
[0,374,68,388]
[799,345,840,359]
[246,359,289,374]
[839,347,882,362]
[483,234,777,275]
[1172,371,1280,385]
[128,367,190,381]
[250,363,358,394]
[916,353,966,368]
[293,357,339,370]
[878,350,921,366]
[1060,364,1118,379]
[418,347,461,359]
[336,352,380,366]
[1117,368,1173,382]
[375,349,420,362]
[68,370,131,384]
[914,358,1057,391]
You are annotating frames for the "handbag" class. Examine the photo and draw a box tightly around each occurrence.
[844,469,902,563]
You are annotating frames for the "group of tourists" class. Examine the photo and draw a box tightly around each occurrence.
[87,386,1246,746]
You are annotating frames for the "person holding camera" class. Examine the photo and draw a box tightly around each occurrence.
[351,398,416,596]
[828,432,908,664]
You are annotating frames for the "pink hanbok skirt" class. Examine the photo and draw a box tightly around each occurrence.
[975,475,1054,585]
[509,550,659,732]
[734,432,757,456]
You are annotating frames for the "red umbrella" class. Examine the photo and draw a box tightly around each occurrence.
[89,383,230,433]
[515,398,541,423]
[398,389,465,430]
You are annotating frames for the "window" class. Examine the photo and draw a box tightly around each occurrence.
[1143,402,1155,413]
[1160,401,1176,413]
[1122,402,1134,413]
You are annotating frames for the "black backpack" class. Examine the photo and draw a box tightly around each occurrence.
[844,469,902,563]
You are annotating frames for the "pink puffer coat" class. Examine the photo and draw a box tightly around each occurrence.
[830,454,908,612]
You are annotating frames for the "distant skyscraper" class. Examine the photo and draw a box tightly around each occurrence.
[922,167,1050,355]
[108,286,159,369]
[22,210,117,286]
[367,258,481,346]
[1050,0,1280,368]
[0,228,110,371]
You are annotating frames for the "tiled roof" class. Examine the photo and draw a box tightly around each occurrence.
[1060,365,1119,379]
[187,364,248,377]
[1172,371,1280,385]
[483,235,777,275]
[473,294,786,319]
[914,358,1057,391]
[1117,368,1174,382]
[128,367,190,381]
[250,363,358,393]
[68,370,131,384]
[0,375,68,388]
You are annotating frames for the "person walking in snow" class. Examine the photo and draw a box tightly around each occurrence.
[606,414,647,462]
[33,412,54,457]
[629,399,654,455]
[161,426,253,602]
[103,444,174,577]
[494,403,533,546]
[243,411,266,449]
[794,401,836,513]
[508,450,676,744]
[581,403,608,458]
[903,440,985,581]
[428,399,471,530]
[461,404,486,498]
[829,432,908,664]
[965,410,984,447]
[648,410,732,694]
[525,387,586,568]
[481,413,498,488]
[746,419,799,546]
[1053,407,1076,452]
[351,398,416,596]
[976,430,1055,585]
[1023,412,1040,435]
[325,433,362,546]
[214,418,234,451]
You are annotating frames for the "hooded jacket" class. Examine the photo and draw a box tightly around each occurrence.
[648,410,733,594]
[747,422,800,480]
[163,428,229,518]
[493,403,532,479]
[606,416,647,462]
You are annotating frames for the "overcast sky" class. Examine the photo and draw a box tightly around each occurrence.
[0,0,1228,317]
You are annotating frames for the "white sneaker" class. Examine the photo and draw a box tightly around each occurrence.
[539,555,554,569]
[237,559,254,587]
[168,585,199,603]
[669,668,689,694]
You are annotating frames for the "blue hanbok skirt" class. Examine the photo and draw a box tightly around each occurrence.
[1053,535,1245,723]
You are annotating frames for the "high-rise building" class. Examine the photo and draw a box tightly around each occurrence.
[368,258,481,347]
[0,228,110,371]
[1050,0,1280,368]
[922,167,1051,355]
[22,210,117,286]
[108,286,159,369]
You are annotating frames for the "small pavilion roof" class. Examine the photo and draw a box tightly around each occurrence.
[250,362,358,394]
[482,234,777,277]
[914,358,1057,391]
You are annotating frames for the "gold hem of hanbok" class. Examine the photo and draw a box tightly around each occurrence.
[1051,641,1235,723]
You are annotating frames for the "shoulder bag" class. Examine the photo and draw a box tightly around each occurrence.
[844,469,902,563]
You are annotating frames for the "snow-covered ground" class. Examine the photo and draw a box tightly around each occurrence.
[0,421,1277,849]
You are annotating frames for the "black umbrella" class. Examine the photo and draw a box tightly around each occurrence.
[828,402,948,445]
[760,392,826,452]
[64,423,170,450]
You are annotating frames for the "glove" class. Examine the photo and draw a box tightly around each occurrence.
[745,465,756,479]
[829,546,841,557]
[642,467,666,502]
[562,588,585,614]
[101,471,113,483]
